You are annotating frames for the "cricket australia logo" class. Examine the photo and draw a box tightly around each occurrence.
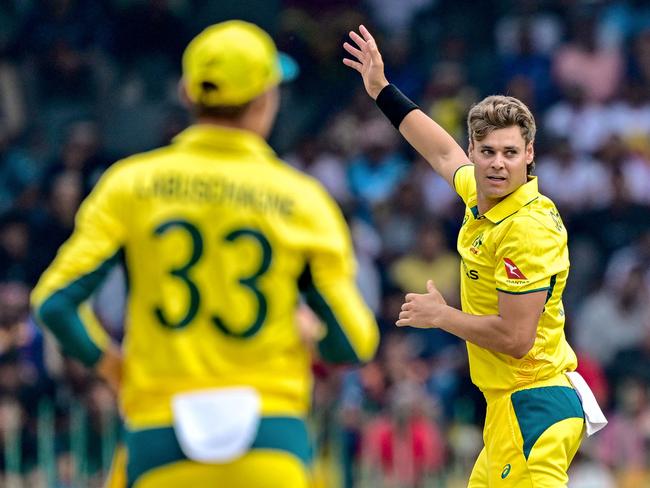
[549,209,564,231]
[503,258,527,280]
[470,233,484,255]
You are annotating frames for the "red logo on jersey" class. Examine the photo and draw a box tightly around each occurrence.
[503,258,527,280]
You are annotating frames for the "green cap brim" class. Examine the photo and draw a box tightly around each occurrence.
[279,52,299,82]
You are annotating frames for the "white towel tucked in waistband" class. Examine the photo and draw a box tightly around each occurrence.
[172,387,261,463]
[566,371,607,436]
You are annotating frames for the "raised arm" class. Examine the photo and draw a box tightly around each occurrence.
[343,25,471,187]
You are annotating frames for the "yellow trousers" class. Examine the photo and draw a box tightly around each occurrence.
[468,375,585,487]
[105,416,311,488]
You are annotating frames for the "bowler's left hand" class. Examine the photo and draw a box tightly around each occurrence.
[396,280,447,328]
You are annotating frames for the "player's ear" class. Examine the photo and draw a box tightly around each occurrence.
[526,141,534,165]
[178,79,193,109]
[467,142,474,162]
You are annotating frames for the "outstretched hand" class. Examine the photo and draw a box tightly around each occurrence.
[396,280,448,329]
[343,25,389,99]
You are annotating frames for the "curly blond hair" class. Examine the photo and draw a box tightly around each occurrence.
[467,96,536,174]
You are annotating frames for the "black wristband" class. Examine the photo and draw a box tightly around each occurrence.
[375,84,419,129]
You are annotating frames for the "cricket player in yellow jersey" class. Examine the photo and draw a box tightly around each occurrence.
[31,20,379,488]
[344,25,606,487]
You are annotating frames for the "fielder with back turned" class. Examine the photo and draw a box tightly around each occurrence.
[32,20,379,488]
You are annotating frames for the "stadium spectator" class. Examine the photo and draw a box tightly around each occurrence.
[347,117,409,210]
[499,24,555,109]
[571,166,650,270]
[595,379,650,487]
[113,0,187,101]
[16,0,112,104]
[361,381,446,487]
[544,84,612,155]
[573,265,650,368]
[536,136,610,214]
[40,120,113,198]
[421,61,476,144]
[552,14,623,104]
[0,212,39,286]
[29,171,83,274]
[389,219,459,305]
[494,0,562,57]
[0,124,38,214]
[375,177,426,259]
[285,135,352,207]
[0,60,27,140]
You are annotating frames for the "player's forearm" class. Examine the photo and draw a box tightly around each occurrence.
[398,110,470,184]
[437,306,534,358]
[300,268,379,364]
[33,292,106,367]
[315,286,379,364]
[31,256,115,369]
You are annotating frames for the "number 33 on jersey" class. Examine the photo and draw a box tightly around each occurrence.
[31,125,378,427]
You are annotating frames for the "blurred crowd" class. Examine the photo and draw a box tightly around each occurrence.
[1,0,650,486]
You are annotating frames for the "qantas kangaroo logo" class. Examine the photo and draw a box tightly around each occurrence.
[503,258,527,280]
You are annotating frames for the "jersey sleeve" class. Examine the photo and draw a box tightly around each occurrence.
[31,165,128,367]
[493,216,567,295]
[453,164,476,205]
[297,185,379,365]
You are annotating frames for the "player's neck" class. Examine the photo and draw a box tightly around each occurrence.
[476,193,503,215]
[195,117,266,139]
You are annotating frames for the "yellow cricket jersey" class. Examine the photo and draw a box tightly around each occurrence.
[453,164,577,395]
[31,125,379,428]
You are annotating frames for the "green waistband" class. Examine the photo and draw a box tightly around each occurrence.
[126,416,311,487]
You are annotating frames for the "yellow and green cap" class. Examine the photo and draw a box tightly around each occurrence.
[182,20,298,107]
